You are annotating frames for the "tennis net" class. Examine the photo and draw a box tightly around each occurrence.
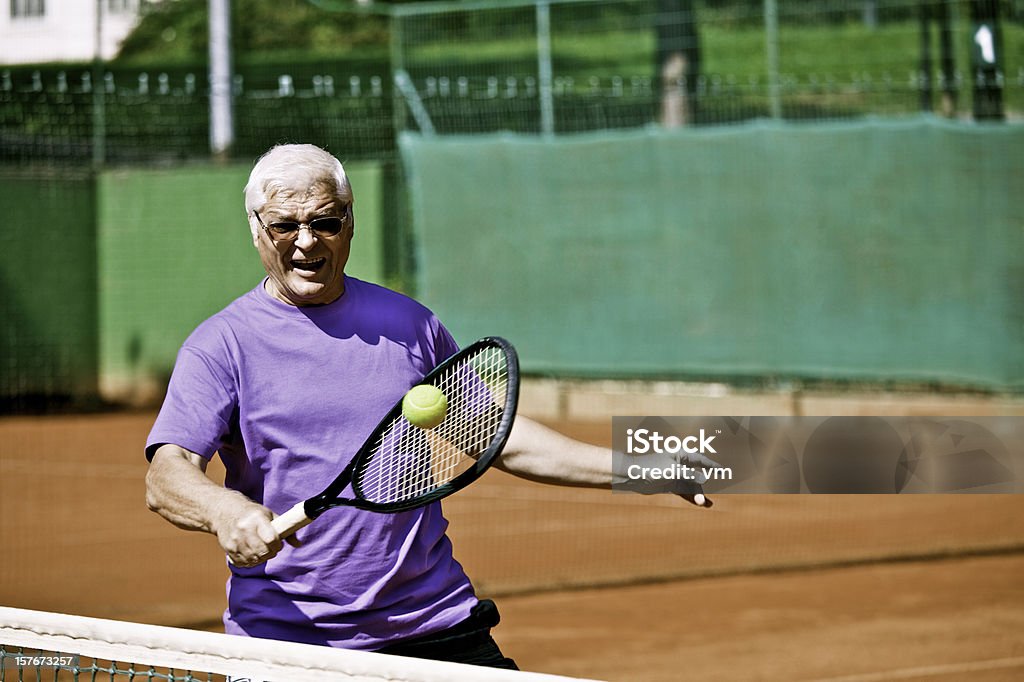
[0,607,602,682]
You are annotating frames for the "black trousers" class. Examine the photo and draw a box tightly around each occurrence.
[376,599,518,670]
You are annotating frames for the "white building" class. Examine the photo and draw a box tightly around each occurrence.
[0,0,142,65]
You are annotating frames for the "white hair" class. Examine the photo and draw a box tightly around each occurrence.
[243,144,352,237]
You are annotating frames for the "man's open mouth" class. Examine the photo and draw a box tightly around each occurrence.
[291,257,327,272]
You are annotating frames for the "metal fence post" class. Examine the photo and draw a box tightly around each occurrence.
[536,0,555,137]
[209,0,234,160]
[764,0,782,120]
[92,0,105,169]
[390,10,408,135]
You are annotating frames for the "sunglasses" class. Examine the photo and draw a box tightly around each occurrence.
[254,209,349,242]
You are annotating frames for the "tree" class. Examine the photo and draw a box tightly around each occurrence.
[117,0,388,63]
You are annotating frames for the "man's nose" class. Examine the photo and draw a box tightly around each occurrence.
[294,225,317,249]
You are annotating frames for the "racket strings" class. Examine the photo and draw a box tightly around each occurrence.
[356,346,509,504]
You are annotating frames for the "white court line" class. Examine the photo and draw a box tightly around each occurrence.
[808,656,1024,682]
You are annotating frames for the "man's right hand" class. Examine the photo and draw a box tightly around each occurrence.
[213,498,286,567]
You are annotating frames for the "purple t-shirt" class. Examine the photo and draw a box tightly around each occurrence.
[146,276,477,650]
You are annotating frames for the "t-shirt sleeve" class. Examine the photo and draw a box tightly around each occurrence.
[145,345,238,461]
[432,320,461,369]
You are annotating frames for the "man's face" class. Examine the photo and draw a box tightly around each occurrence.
[253,183,353,306]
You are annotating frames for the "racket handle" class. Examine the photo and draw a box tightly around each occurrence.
[272,502,314,539]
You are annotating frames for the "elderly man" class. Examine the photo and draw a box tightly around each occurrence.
[145,144,708,669]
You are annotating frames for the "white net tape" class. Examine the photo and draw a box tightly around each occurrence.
[0,607,600,682]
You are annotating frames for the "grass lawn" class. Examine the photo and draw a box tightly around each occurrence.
[407,15,1023,117]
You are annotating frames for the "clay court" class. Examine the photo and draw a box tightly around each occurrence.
[2,408,1022,681]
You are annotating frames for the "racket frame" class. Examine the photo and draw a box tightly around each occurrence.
[286,336,519,527]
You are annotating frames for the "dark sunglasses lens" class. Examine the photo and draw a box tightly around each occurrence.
[269,223,300,239]
[310,217,344,236]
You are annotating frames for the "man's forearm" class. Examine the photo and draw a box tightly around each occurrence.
[496,416,612,487]
[496,416,712,507]
[146,444,247,534]
[146,444,289,565]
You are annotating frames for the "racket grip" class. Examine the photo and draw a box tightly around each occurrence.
[272,502,314,539]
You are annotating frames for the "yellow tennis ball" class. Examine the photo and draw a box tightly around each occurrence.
[402,384,448,429]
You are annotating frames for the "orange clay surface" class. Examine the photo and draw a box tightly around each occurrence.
[2,412,1022,680]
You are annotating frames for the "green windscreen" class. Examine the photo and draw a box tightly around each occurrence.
[97,162,383,401]
[402,117,1023,391]
[0,170,98,407]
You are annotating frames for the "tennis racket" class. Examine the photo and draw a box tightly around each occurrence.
[271,336,519,539]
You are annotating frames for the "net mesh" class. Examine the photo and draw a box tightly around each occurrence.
[357,344,511,504]
[0,647,217,682]
[0,607,596,682]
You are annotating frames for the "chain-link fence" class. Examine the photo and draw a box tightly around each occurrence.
[391,0,1022,134]
[0,62,393,165]
[2,0,1021,166]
